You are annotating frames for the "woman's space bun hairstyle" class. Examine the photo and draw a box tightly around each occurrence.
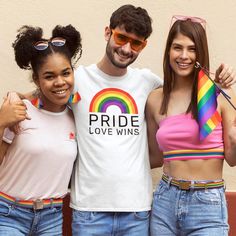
[52,24,82,64]
[12,25,44,70]
[12,24,82,75]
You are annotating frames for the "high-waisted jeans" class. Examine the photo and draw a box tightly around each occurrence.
[150,179,229,236]
[0,200,62,236]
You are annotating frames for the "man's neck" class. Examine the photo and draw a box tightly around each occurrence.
[97,56,127,77]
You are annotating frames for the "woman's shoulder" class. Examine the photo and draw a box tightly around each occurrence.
[146,88,163,113]
[149,87,163,96]
[147,88,163,103]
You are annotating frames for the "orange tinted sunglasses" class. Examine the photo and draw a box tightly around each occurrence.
[111,30,147,52]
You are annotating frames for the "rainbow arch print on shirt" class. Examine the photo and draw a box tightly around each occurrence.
[89,88,138,114]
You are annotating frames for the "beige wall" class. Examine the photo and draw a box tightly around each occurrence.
[1,0,236,190]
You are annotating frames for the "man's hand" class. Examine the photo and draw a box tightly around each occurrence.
[215,63,236,87]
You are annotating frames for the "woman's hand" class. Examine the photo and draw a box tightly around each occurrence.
[0,93,29,130]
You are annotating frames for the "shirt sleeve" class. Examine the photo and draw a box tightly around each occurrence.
[151,72,163,89]
[3,128,15,144]
[143,68,163,90]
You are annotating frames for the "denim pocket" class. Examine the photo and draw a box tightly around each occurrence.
[51,206,63,213]
[154,181,168,197]
[0,201,11,216]
[73,210,92,222]
[134,211,150,220]
[195,188,222,205]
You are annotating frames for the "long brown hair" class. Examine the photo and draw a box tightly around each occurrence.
[160,19,209,121]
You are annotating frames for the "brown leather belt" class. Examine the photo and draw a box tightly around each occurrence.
[162,174,224,190]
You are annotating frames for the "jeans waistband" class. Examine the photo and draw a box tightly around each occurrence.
[0,192,63,210]
[162,174,224,190]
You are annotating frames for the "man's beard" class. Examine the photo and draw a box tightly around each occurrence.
[105,43,137,69]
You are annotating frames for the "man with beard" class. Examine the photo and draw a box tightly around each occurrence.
[70,5,161,236]
[69,4,235,236]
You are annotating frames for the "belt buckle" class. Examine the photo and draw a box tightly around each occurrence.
[33,199,44,210]
[178,181,191,190]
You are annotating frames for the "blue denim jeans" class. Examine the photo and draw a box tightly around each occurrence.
[150,179,229,236]
[0,200,62,235]
[72,210,150,236]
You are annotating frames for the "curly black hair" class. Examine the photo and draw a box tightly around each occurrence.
[12,24,82,77]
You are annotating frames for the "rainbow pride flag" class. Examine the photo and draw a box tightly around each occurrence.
[31,97,43,109]
[197,69,221,140]
[68,92,81,104]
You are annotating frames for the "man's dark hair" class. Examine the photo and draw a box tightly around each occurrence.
[109,4,152,39]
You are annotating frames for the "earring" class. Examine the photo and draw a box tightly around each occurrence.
[68,92,81,104]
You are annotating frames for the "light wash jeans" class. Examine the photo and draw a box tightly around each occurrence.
[0,200,62,236]
[150,179,229,236]
[72,210,150,236]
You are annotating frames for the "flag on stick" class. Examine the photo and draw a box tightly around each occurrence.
[197,69,221,140]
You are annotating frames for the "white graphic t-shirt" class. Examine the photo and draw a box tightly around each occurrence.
[70,64,162,211]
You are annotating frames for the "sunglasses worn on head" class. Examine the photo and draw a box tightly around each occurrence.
[111,29,147,52]
[34,37,66,51]
[170,15,206,30]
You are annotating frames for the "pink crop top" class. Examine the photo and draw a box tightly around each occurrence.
[156,113,224,162]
